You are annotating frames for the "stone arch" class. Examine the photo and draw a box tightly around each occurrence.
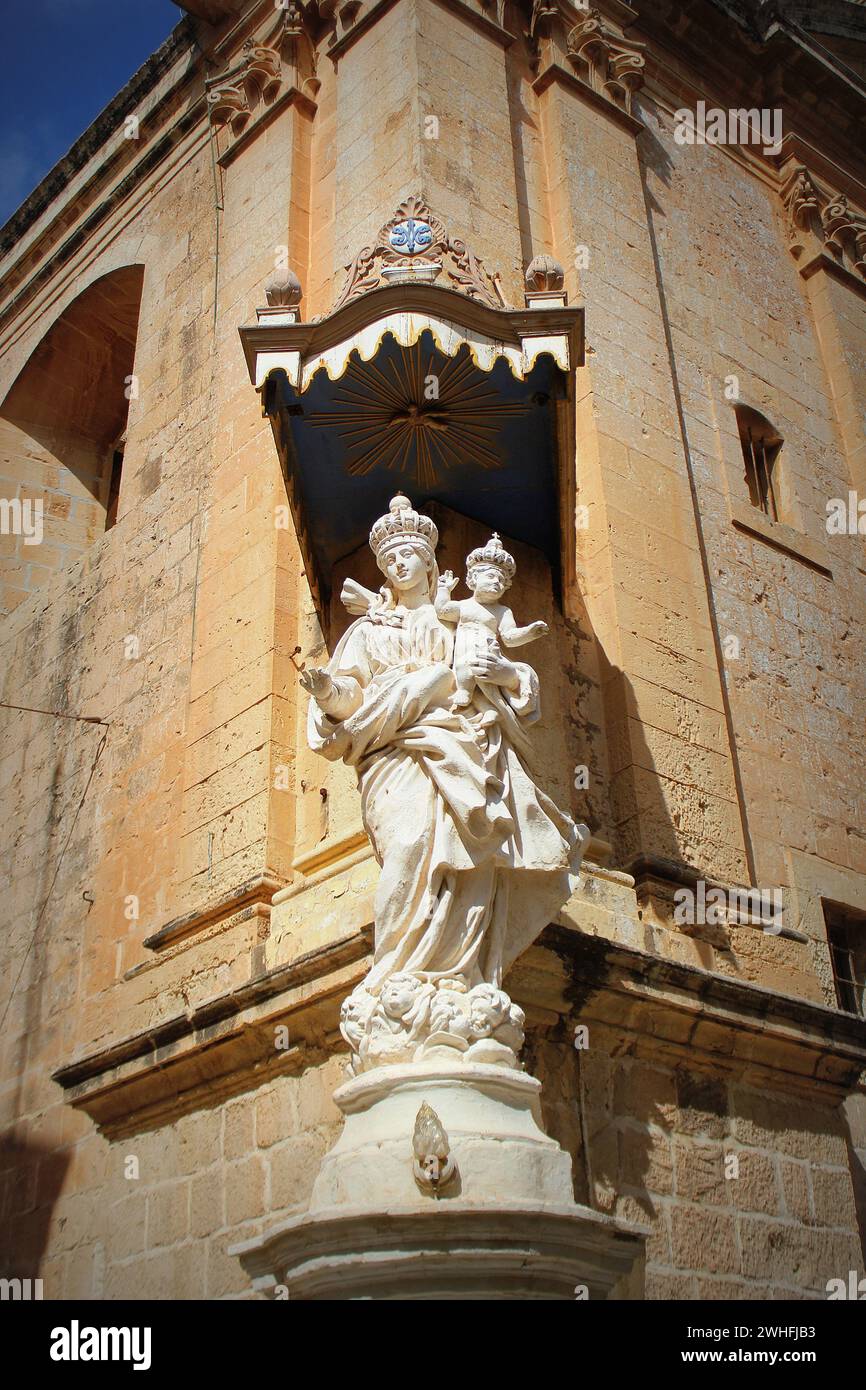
[0,264,145,611]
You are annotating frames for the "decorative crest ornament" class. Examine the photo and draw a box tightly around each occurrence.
[329,195,509,314]
[388,219,434,255]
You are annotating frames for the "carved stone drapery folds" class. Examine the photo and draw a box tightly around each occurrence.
[781,163,866,281]
[565,7,645,118]
[206,5,319,139]
[329,195,509,314]
[299,493,590,1076]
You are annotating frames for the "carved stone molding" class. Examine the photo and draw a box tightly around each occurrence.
[206,5,319,140]
[565,7,645,118]
[326,0,515,62]
[525,253,565,294]
[264,267,303,308]
[781,163,866,282]
[328,194,509,315]
[52,910,866,1137]
[479,0,507,29]
[528,0,562,43]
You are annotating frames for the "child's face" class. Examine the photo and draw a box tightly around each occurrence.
[468,563,507,601]
[381,976,418,1017]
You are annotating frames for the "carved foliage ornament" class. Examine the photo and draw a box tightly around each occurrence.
[525,253,565,293]
[565,8,645,118]
[329,195,509,314]
[206,5,319,138]
[781,164,866,280]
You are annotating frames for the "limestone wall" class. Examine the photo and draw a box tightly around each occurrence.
[17,1028,863,1301]
[534,1036,864,1301]
[0,0,864,1300]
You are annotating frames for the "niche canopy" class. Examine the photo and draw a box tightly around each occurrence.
[239,197,584,632]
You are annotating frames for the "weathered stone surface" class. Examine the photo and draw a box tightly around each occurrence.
[0,0,863,1303]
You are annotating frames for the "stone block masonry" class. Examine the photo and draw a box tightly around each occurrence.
[0,0,864,1299]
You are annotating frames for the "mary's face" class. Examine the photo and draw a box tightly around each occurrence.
[381,543,429,593]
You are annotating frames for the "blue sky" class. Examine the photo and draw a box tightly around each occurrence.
[0,0,180,227]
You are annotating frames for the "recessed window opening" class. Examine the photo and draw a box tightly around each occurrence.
[0,264,144,610]
[105,430,126,532]
[735,404,783,522]
[823,901,866,1018]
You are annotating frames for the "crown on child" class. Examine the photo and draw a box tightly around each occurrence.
[369,494,438,560]
[466,532,516,579]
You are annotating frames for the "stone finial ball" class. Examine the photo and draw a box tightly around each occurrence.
[264,268,303,307]
[525,254,565,293]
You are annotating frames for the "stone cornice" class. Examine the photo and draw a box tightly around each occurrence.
[780,1,866,45]
[326,0,515,64]
[326,0,402,62]
[0,1,322,334]
[631,0,866,189]
[52,929,374,1138]
[142,873,287,951]
[233,1200,647,1299]
[518,925,866,1096]
[797,246,866,301]
[432,0,515,48]
[0,100,211,344]
[532,61,644,136]
[176,0,249,20]
[238,281,586,384]
[52,919,866,1137]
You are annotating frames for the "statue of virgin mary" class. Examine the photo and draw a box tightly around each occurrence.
[300,495,589,1070]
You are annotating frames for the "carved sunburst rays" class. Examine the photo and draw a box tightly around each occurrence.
[306,341,529,489]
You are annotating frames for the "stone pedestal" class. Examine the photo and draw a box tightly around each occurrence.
[232,1060,647,1299]
[311,1060,574,1208]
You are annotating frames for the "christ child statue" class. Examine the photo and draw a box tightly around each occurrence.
[435,533,548,710]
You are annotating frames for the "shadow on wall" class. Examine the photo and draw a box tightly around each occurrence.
[531,1024,865,1290]
[844,1092,866,1266]
[0,265,145,608]
[0,1133,70,1280]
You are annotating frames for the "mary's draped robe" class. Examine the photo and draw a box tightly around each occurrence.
[308,603,589,994]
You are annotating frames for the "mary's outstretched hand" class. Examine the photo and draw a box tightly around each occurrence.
[299,666,333,701]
